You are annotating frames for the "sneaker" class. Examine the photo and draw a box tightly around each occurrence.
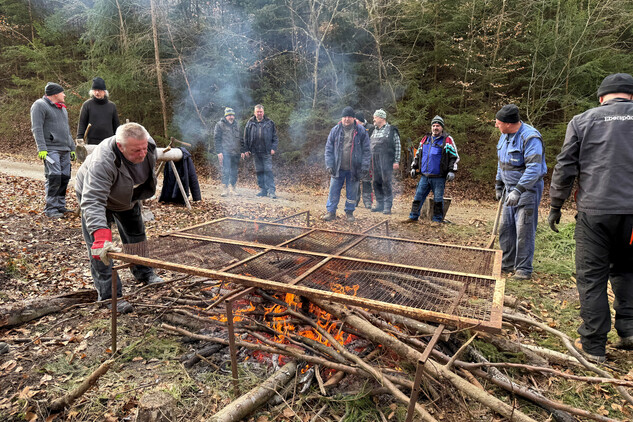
[220,186,229,197]
[142,273,164,285]
[107,299,134,314]
[512,271,531,280]
[574,338,606,363]
[403,218,418,224]
[345,212,355,222]
[371,205,384,213]
[268,191,277,199]
[615,336,633,350]
[256,190,267,197]
[321,212,336,221]
[230,185,239,196]
[382,209,392,215]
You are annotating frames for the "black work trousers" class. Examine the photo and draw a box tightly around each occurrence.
[575,212,633,356]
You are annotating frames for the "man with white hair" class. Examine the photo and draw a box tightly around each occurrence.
[75,122,163,314]
[77,77,120,145]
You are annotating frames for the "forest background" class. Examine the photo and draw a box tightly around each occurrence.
[1,0,633,189]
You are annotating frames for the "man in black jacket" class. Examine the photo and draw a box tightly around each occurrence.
[214,107,244,196]
[243,104,279,198]
[77,77,120,145]
[549,73,633,363]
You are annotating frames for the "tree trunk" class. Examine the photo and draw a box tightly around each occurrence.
[150,0,169,139]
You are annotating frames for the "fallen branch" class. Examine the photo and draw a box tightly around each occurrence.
[0,290,96,328]
[49,359,114,412]
[208,361,297,422]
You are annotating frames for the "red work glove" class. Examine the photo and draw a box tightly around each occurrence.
[91,229,121,265]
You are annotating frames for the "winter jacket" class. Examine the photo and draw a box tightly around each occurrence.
[324,121,371,180]
[495,122,547,204]
[77,97,120,145]
[411,132,459,177]
[214,117,243,155]
[30,96,75,153]
[243,116,279,154]
[75,135,157,234]
[159,147,202,204]
[370,123,401,164]
[550,98,633,214]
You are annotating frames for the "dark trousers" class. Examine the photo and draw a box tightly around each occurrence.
[575,212,633,356]
[372,152,393,210]
[253,153,275,194]
[221,153,240,186]
[81,202,155,301]
[44,151,71,216]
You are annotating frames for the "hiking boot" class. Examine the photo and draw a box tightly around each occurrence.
[382,209,392,215]
[321,212,336,221]
[512,271,532,280]
[574,338,606,363]
[141,273,164,285]
[107,299,134,314]
[371,204,384,213]
[345,212,355,222]
[220,186,229,197]
[615,336,633,350]
[256,189,267,197]
[268,191,277,199]
[403,218,418,224]
[45,212,64,219]
[229,185,239,196]
[59,207,75,214]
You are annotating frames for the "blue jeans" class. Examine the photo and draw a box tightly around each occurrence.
[408,175,445,222]
[253,153,275,194]
[499,180,543,275]
[221,153,240,186]
[326,170,359,213]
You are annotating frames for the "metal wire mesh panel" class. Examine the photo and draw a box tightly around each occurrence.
[296,258,498,327]
[226,249,324,281]
[179,219,310,245]
[341,237,495,276]
[147,236,266,270]
[283,231,359,254]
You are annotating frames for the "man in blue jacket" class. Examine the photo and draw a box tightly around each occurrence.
[322,106,371,222]
[494,104,547,280]
[549,73,633,363]
[244,104,279,199]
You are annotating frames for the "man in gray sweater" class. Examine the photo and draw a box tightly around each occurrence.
[30,82,76,218]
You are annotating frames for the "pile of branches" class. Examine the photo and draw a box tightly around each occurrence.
[155,276,632,422]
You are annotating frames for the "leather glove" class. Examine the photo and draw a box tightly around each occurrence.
[91,228,122,266]
[548,206,562,233]
[505,189,521,207]
[38,151,48,160]
[410,168,417,178]
[70,151,76,161]
[495,181,504,201]
[327,167,335,176]
[446,172,455,182]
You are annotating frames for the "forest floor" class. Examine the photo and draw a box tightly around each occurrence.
[0,150,630,422]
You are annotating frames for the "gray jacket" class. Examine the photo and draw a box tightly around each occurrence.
[75,135,157,234]
[30,97,75,153]
[550,98,633,214]
[214,117,243,155]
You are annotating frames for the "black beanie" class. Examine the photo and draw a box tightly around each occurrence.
[355,111,365,122]
[45,82,64,96]
[342,106,355,118]
[495,104,520,123]
[596,73,633,98]
[92,77,106,90]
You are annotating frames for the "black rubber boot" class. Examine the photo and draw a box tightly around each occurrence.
[432,201,444,222]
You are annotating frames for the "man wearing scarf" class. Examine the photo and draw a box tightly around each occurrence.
[30,82,76,218]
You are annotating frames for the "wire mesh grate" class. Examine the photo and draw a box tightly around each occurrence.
[295,258,496,324]
[178,219,310,245]
[283,231,358,254]
[226,249,324,281]
[341,237,495,276]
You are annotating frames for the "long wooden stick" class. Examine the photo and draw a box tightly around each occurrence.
[486,195,504,249]
[49,359,114,412]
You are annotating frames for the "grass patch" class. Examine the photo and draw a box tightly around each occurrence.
[534,221,575,275]
[121,333,182,362]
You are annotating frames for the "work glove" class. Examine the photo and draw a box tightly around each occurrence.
[410,168,417,178]
[495,182,504,201]
[327,167,335,176]
[548,206,562,233]
[505,189,521,207]
[70,151,76,161]
[446,172,455,182]
[38,151,48,161]
[91,228,122,266]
